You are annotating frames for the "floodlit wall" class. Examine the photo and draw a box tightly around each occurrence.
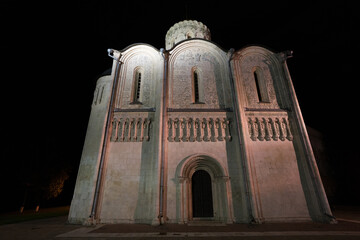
[69,21,333,225]
[97,45,163,224]
[68,75,112,224]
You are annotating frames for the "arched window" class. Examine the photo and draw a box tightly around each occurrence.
[194,71,199,102]
[253,67,269,103]
[135,72,141,100]
[131,68,143,104]
[192,68,203,104]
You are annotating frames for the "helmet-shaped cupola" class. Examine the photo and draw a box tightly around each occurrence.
[165,20,211,50]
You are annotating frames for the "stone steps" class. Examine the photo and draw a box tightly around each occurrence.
[187,221,226,226]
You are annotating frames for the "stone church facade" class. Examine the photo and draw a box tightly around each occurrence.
[68,20,334,225]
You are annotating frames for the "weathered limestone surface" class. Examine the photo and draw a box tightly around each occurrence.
[68,20,333,225]
[68,76,112,224]
[249,140,310,221]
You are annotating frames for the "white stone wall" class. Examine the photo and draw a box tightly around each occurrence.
[68,75,112,224]
[168,40,231,109]
[164,40,244,223]
[166,142,228,221]
[69,27,332,225]
[248,140,310,221]
[114,45,162,109]
[231,46,326,222]
[96,45,163,224]
[235,49,279,109]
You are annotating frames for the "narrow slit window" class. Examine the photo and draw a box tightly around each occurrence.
[193,71,200,103]
[253,68,270,103]
[99,86,105,104]
[135,72,141,101]
[131,69,143,104]
[254,71,263,102]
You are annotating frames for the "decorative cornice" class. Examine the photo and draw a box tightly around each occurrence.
[167,117,232,142]
[167,108,232,112]
[245,107,288,112]
[114,108,156,112]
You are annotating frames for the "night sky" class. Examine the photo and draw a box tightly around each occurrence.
[1,1,359,212]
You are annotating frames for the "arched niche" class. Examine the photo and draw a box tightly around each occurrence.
[175,154,234,224]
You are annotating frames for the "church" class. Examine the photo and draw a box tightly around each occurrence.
[68,20,334,225]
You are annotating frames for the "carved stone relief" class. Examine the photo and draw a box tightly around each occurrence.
[117,53,155,109]
[165,20,211,50]
[167,117,231,142]
[110,117,151,142]
[171,48,225,109]
[239,54,279,109]
[247,116,293,141]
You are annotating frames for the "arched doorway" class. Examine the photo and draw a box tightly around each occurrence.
[192,170,213,218]
[176,154,234,223]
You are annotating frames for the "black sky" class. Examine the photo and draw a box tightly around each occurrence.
[1,1,359,211]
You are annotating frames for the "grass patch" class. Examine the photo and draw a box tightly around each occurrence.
[0,206,69,225]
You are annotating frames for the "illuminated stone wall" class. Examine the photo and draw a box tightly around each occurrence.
[98,45,163,224]
[68,75,112,224]
[69,20,333,225]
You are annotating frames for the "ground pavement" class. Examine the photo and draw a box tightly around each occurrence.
[1,207,360,240]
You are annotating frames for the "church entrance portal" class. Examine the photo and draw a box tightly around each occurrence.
[177,155,234,223]
[192,170,214,218]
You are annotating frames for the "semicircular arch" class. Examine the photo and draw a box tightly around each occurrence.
[177,154,228,180]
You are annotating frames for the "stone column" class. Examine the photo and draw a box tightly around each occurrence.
[203,118,210,142]
[125,118,130,142]
[118,118,125,142]
[248,118,257,141]
[188,118,195,142]
[256,118,265,141]
[144,118,151,141]
[174,118,180,142]
[264,118,272,141]
[110,118,118,141]
[270,118,279,141]
[132,118,139,141]
[215,118,222,141]
[195,118,201,142]
[181,118,187,142]
[167,119,174,142]
[129,118,135,141]
[209,118,216,142]
[277,118,286,141]
[284,118,293,141]
[224,119,231,141]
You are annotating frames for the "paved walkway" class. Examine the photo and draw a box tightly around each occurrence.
[1,208,360,240]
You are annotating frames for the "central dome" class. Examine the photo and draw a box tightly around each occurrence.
[165,20,211,50]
